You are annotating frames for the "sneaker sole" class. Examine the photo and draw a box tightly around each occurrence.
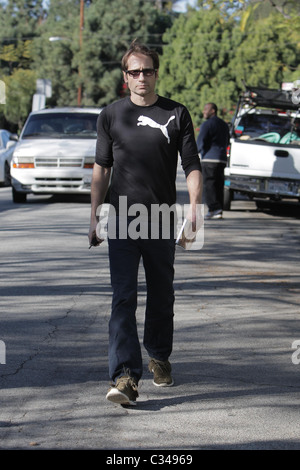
[205,215,223,220]
[153,380,174,387]
[106,388,136,406]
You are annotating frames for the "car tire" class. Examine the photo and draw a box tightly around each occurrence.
[223,187,233,211]
[12,187,27,203]
[4,161,11,187]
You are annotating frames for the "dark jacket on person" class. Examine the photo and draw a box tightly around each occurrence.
[196,115,230,164]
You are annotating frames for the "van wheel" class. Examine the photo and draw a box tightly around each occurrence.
[4,162,11,186]
[223,187,233,211]
[12,187,27,203]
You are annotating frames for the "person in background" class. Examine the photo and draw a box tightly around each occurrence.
[197,103,229,220]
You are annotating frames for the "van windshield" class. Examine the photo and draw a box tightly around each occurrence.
[22,112,98,139]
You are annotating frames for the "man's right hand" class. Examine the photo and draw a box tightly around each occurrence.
[88,220,104,248]
[88,163,111,248]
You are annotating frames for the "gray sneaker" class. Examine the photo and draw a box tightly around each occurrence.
[148,358,174,387]
[205,209,223,220]
[106,375,139,406]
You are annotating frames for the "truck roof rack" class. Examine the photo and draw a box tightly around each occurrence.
[241,86,299,111]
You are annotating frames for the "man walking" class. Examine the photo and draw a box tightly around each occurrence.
[197,103,229,219]
[88,40,202,406]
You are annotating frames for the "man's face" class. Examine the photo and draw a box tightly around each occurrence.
[123,53,158,99]
[203,104,215,120]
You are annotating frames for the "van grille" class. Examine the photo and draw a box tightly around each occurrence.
[35,157,83,168]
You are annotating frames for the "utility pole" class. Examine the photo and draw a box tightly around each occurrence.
[77,0,84,106]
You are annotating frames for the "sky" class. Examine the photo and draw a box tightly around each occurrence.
[41,0,198,11]
[1,0,198,13]
[172,0,198,13]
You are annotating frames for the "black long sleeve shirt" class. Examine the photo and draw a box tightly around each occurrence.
[196,115,230,164]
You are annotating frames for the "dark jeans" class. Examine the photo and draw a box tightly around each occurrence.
[202,162,226,212]
[108,224,175,383]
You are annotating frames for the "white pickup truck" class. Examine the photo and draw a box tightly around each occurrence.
[224,86,300,210]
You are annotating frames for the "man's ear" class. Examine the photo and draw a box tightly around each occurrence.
[123,71,128,84]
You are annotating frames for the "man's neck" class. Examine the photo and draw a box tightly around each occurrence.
[130,93,158,107]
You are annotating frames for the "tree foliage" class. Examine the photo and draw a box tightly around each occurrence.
[0,0,299,131]
[0,0,45,127]
[3,69,37,127]
[79,0,172,106]
[30,0,172,109]
[158,0,300,126]
[157,6,240,126]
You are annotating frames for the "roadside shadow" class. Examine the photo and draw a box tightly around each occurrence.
[255,199,300,219]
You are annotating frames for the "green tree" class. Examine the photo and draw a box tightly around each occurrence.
[157,6,241,126]
[230,13,300,89]
[230,0,300,88]
[0,0,45,43]
[3,69,37,128]
[157,0,300,127]
[81,0,172,106]
[0,0,45,129]
[31,0,83,107]
[32,0,173,107]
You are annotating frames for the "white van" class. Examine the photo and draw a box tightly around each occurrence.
[11,107,102,203]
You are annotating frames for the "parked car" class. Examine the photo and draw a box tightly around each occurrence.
[224,86,300,210]
[0,129,17,186]
[11,107,102,203]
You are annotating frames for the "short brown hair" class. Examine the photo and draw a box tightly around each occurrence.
[121,39,159,71]
[207,103,218,114]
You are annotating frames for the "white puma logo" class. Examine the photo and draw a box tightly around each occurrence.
[137,115,175,143]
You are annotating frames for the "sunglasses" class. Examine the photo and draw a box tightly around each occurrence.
[125,68,156,79]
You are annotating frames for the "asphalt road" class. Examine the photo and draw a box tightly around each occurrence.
[1,169,300,453]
